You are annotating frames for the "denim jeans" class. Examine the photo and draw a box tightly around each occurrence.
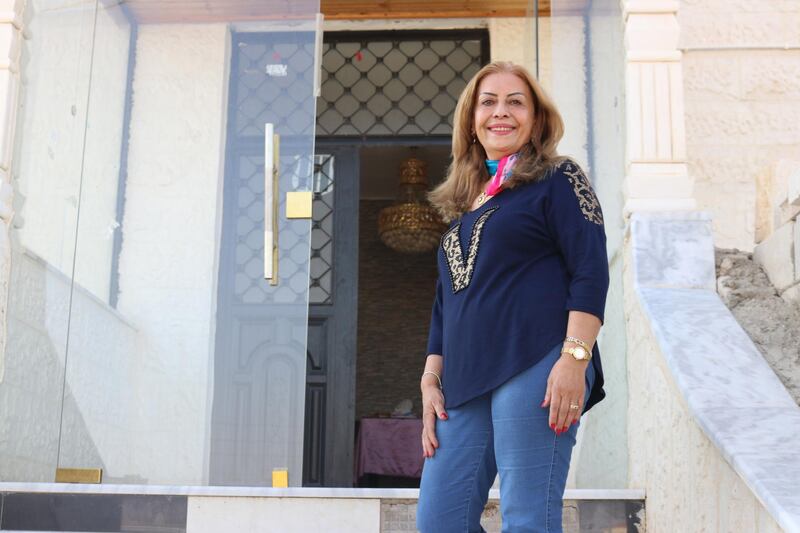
[416,343,595,533]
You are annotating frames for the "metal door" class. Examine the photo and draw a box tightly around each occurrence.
[303,147,359,487]
[210,29,321,487]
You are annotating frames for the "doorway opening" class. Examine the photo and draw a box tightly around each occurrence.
[303,29,488,487]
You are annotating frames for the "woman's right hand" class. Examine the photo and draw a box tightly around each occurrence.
[421,380,448,458]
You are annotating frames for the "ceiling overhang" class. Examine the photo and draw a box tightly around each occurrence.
[120,1,558,24]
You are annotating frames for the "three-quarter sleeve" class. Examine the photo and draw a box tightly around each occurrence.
[426,277,444,356]
[545,160,610,324]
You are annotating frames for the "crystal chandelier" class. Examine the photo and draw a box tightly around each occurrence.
[378,157,447,254]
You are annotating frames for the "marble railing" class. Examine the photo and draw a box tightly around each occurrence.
[625,211,800,533]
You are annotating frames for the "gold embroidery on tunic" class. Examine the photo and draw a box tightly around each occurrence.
[563,162,604,225]
[441,206,500,293]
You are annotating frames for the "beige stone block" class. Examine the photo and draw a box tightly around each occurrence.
[0,23,20,66]
[0,0,25,15]
[488,18,534,71]
[753,221,795,290]
[685,101,800,147]
[694,181,755,252]
[683,11,787,48]
[775,160,800,226]
[683,53,740,101]
[625,13,680,52]
[740,52,800,101]
[796,218,800,282]
[780,280,800,304]
[755,164,774,244]
[186,497,381,533]
[789,165,800,207]
[626,174,693,199]
[771,160,793,209]
[754,159,800,243]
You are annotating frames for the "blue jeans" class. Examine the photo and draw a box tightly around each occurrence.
[416,343,595,533]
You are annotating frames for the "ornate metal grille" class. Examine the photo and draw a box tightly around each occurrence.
[233,154,313,305]
[317,31,489,137]
[309,154,334,304]
[234,33,317,138]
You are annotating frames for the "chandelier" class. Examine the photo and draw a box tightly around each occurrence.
[378,157,447,254]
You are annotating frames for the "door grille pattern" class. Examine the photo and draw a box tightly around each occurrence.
[310,154,334,304]
[233,154,313,305]
[317,33,488,136]
[234,36,317,138]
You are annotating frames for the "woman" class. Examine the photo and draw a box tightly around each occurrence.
[416,61,609,533]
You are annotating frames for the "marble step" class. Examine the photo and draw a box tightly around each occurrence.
[0,484,644,532]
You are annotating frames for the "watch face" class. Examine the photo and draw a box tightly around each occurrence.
[575,347,588,359]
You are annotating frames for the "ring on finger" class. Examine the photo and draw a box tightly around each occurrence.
[569,403,580,410]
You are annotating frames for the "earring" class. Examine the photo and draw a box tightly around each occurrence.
[471,133,477,145]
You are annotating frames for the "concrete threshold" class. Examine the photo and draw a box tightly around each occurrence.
[0,482,644,500]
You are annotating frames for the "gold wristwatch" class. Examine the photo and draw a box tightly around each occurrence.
[561,345,592,361]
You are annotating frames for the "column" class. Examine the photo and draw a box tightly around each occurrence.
[0,0,24,378]
[622,0,695,213]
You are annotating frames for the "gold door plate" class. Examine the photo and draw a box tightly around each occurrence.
[286,191,313,219]
[56,467,103,484]
[272,468,289,488]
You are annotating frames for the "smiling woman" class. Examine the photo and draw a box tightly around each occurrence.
[417,61,609,533]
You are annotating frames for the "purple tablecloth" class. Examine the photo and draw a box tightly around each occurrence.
[355,417,424,480]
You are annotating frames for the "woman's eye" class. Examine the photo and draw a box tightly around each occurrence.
[509,99,522,105]
[481,100,494,106]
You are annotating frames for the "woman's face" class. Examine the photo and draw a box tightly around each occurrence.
[473,72,535,160]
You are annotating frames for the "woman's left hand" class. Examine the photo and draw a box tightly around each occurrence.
[541,354,588,434]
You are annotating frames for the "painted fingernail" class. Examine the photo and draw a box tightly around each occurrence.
[562,426,568,432]
[442,413,448,420]
[550,423,556,431]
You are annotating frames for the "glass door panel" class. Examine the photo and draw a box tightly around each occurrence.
[547,0,628,489]
[0,0,99,482]
[57,1,320,486]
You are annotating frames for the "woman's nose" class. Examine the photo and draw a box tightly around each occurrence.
[493,104,509,117]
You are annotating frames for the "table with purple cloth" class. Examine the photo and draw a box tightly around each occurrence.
[355,417,424,480]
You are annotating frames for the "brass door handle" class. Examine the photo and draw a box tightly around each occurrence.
[264,123,279,285]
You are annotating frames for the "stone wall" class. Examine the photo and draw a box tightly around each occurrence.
[680,0,800,251]
[112,23,229,484]
[356,200,438,420]
[753,159,800,304]
[9,1,128,301]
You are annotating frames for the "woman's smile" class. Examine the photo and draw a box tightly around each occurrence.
[487,124,515,135]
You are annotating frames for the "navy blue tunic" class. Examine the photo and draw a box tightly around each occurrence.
[426,159,609,412]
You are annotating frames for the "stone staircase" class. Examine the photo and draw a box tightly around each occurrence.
[382,490,645,533]
[0,484,644,532]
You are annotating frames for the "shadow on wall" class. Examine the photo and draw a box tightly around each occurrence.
[0,247,104,481]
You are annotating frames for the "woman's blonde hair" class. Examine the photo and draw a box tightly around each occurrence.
[429,61,566,222]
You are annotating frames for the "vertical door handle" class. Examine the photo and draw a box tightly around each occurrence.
[264,123,280,285]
